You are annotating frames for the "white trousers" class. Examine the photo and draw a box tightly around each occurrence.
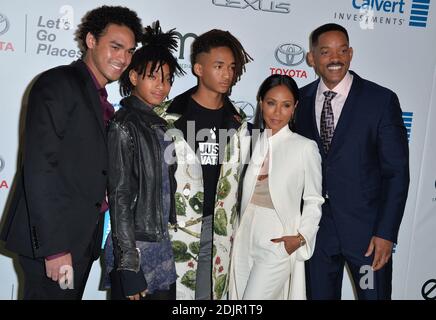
[231,203,292,300]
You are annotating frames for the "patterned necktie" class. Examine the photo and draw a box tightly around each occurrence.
[320,90,337,154]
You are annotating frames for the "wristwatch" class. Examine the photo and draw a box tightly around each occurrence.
[297,233,306,247]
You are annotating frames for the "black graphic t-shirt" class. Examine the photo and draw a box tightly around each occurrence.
[187,97,225,217]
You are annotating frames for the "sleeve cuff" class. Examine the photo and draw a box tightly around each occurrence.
[119,269,147,296]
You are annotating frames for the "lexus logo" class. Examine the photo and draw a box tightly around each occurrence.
[0,13,10,36]
[234,101,255,121]
[275,43,305,67]
[0,156,4,173]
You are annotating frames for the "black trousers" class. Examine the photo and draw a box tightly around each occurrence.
[109,270,176,300]
[19,254,95,300]
[18,215,104,300]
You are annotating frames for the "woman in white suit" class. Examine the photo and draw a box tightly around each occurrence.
[229,74,324,300]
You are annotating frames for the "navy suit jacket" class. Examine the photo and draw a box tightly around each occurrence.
[295,71,409,254]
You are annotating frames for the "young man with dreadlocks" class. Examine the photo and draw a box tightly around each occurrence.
[155,29,252,300]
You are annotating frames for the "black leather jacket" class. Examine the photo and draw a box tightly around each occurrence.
[107,95,177,272]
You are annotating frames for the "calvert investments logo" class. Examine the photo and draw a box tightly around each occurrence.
[333,0,432,29]
[211,0,291,14]
[409,0,431,27]
[402,111,413,142]
[270,42,309,78]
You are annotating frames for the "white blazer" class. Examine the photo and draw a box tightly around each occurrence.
[236,125,324,299]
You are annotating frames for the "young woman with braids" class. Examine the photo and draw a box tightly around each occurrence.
[102,21,185,300]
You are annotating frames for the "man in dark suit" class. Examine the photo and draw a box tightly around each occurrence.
[0,6,142,299]
[295,23,409,299]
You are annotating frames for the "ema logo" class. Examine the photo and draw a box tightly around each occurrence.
[334,0,432,28]
[173,31,197,70]
[402,111,413,142]
[270,42,309,78]
[409,0,431,27]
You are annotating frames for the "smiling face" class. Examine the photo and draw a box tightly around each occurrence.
[84,23,136,87]
[130,63,172,107]
[307,30,353,90]
[194,46,236,95]
[261,84,297,135]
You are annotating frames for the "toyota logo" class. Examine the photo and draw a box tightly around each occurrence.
[234,101,255,121]
[0,13,10,36]
[0,156,4,173]
[275,43,305,66]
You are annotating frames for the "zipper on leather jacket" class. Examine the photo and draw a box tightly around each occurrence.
[135,247,141,273]
[152,123,178,235]
[150,124,165,238]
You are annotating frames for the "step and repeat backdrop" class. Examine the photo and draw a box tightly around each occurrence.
[0,0,435,299]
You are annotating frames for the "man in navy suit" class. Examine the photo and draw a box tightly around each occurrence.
[295,23,409,299]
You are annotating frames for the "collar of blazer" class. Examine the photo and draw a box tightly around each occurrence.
[249,125,293,174]
[71,59,108,142]
[302,70,364,159]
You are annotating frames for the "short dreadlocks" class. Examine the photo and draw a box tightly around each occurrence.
[190,29,252,85]
[119,21,186,97]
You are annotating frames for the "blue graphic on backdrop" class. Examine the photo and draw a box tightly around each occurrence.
[402,111,413,141]
[409,0,431,27]
[102,210,111,249]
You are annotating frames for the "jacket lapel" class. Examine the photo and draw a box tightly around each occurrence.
[71,60,107,142]
[302,80,324,156]
[327,71,362,158]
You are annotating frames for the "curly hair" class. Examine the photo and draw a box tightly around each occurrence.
[75,5,143,54]
[190,29,252,86]
[119,21,186,97]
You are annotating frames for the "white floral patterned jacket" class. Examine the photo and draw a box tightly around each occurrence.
[154,87,250,299]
